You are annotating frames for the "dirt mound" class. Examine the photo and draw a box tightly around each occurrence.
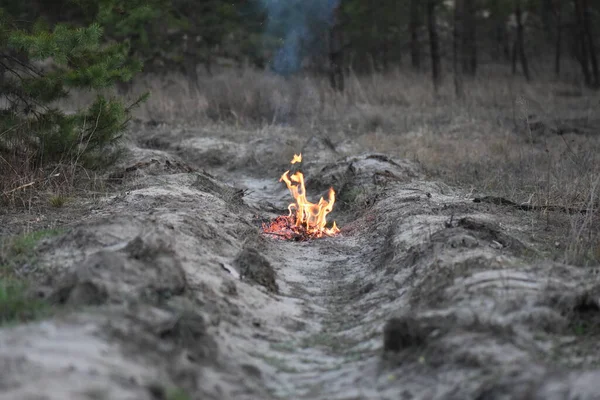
[3,127,600,399]
[177,137,248,170]
[235,247,279,294]
[51,234,187,306]
[369,183,600,398]
[305,153,423,214]
[0,302,265,400]
[191,171,247,208]
[108,156,195,185]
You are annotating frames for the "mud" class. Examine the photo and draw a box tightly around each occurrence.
[1,124,600,399]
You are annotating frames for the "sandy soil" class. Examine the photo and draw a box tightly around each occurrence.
[1,123,600,400]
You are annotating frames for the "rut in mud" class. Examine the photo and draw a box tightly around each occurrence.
[2,125,600,400]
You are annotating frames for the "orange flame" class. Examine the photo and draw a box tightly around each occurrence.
[290,154,302,164]
[263,154,340,240]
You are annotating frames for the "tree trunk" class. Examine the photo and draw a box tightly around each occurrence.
[503,32,511,61]
[511,38,518,75]
[203,55,213,76]
[490,0,500,61]
[490,0,509,62]
[541,0,554,43]
[555,24,562,77]
[515,0,531,81]
[582,0,599,87]
[462,0,477,75]
[554,5,562,76]
[0,60,5,91]
[410,0,421,70]
[573,0,591,86]
[380,38,391,71]
[184,58,200,89]
[427,0,441,93]
[468,10,477,74]
[454,0,464,99]
[328,4,344,92]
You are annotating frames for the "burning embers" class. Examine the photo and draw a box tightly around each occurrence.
[262,154,340,240]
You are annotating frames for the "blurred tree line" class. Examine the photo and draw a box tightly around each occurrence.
[96,0,600,92]
[1,0,600,184]
[4,0,600,94]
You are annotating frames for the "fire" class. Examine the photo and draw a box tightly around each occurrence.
[262,154,340,240]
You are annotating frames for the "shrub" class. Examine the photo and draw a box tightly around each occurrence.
[0,1,153,194]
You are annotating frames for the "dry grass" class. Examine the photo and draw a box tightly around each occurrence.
[126,64,600,265]
[16,62,600,265]
[0,109,114,210]
[2,158,87,206]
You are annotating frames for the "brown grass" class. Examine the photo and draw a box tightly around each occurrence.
[10,62,600,265]
[0,150,107,212]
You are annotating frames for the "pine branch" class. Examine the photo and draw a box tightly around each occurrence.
[1,1,152,171]
[0,53,43,77]
[0,59,25,80]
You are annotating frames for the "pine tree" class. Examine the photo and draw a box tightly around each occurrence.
[166,0,245,82]
[0,1,151,189]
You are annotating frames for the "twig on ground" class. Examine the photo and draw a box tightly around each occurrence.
[1,173,60,196]
[473,195,593,215]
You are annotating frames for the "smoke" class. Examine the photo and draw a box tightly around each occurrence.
[257,0,340,76]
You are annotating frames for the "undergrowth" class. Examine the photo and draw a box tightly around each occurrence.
[0,278,48,326]
[0,228,63,326]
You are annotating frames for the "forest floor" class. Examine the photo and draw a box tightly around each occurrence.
[2,69,600,399]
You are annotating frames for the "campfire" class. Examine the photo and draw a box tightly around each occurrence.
[262,154,340,240]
